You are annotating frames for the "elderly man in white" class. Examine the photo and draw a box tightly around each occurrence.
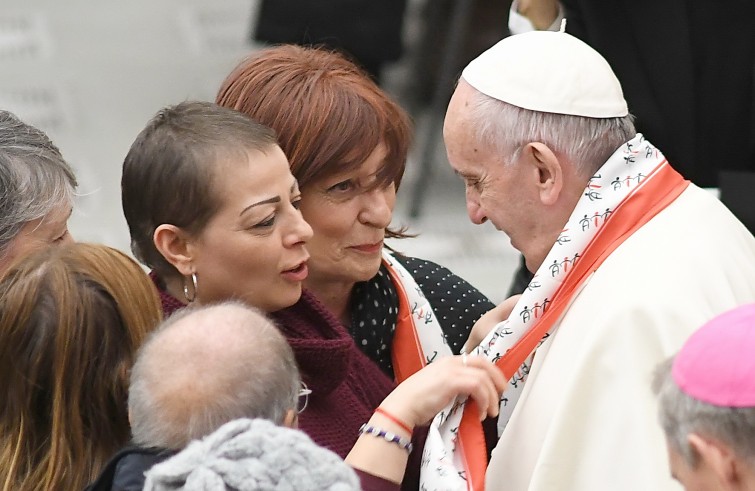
[421,29,755,491]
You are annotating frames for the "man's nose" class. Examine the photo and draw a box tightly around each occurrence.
[466,196,488,225]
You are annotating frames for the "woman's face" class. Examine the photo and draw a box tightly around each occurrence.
[299,143,396,289]
[188,146,312,312]
[0,206,73,275]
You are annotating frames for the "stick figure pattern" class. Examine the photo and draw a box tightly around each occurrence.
[381,250,453,381]
[419,134,678,491]
[584,174,602,201]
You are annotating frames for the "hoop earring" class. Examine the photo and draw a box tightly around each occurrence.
[183,272,198,303]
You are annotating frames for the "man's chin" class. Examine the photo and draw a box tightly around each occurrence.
[524,256,545,274]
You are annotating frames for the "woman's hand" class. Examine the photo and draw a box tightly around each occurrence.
[463,294,521,354]
[378,354,507,427]
[345,355,506,483]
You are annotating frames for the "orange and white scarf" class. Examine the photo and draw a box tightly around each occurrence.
[386,135,689,490]
[381,249,453,381]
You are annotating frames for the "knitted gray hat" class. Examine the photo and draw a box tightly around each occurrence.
[143,418,361,491]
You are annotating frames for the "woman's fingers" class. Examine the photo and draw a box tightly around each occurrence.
[463,355,505,419]
[463,294,522,353]
[379,354,509,427]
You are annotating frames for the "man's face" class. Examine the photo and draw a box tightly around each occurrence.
[443,81,540,265]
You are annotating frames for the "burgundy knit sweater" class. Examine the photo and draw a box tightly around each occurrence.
[270,289,397,458]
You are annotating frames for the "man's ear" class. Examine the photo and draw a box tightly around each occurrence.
[283,408,298,429]
[688,433,737,484]
[521,142,563,205]
[153,224,195,276]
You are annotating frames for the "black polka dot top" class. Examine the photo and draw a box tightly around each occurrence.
[349,254,494,377]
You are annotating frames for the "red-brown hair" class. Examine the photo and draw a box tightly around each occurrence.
[216,45,412,193]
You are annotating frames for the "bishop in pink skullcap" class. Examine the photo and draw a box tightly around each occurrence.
[672,303,755,407]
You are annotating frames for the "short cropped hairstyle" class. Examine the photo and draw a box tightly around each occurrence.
[216,44,412,196]
[128,301,301,450]
[465,87,636,177]
[121,101,278,279]
[653,358,755,468]
[0,110,77,256]
[0,243,162,491]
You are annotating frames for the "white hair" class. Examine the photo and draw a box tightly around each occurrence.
[128,301,300,450]
[653,357,755,468]
[464,85,636,176]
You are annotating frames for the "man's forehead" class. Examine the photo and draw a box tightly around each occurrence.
[443,112,480,153]
[445,81,476,119]
[447,142,490,178]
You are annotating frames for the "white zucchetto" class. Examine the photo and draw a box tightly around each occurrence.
[462,31,628,118]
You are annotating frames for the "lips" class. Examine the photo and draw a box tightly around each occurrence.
[281,259,309,282]
[349,240,383,254]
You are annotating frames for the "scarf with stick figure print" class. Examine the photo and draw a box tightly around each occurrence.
[387,134,689,491]
[381,249,453,383]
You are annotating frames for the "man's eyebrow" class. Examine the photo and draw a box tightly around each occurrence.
[240,196,280,216]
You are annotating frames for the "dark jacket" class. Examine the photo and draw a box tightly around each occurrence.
[84,447,174,491]
[254,0,407,78]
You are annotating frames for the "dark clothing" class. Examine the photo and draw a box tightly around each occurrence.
[508,255,535,297]
[254,0,407,81]
[84,447,173,491]
[351,254,495,376]
[356,470,402,491]
[562,0,755,188]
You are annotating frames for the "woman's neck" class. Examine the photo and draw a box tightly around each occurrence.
[163,274,189,305]
[304,279,355,326]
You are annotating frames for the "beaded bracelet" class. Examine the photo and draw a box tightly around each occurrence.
[358,423,414,453]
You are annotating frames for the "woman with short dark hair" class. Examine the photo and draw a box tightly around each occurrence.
[121,101,312,314]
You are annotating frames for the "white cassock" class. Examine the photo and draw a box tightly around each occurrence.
[486,185,755,491]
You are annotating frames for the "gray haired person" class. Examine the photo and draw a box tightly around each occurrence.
[128,301,302,450]
[653,303,755,491]
[0,110,77,273]
[86,301,302,491]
